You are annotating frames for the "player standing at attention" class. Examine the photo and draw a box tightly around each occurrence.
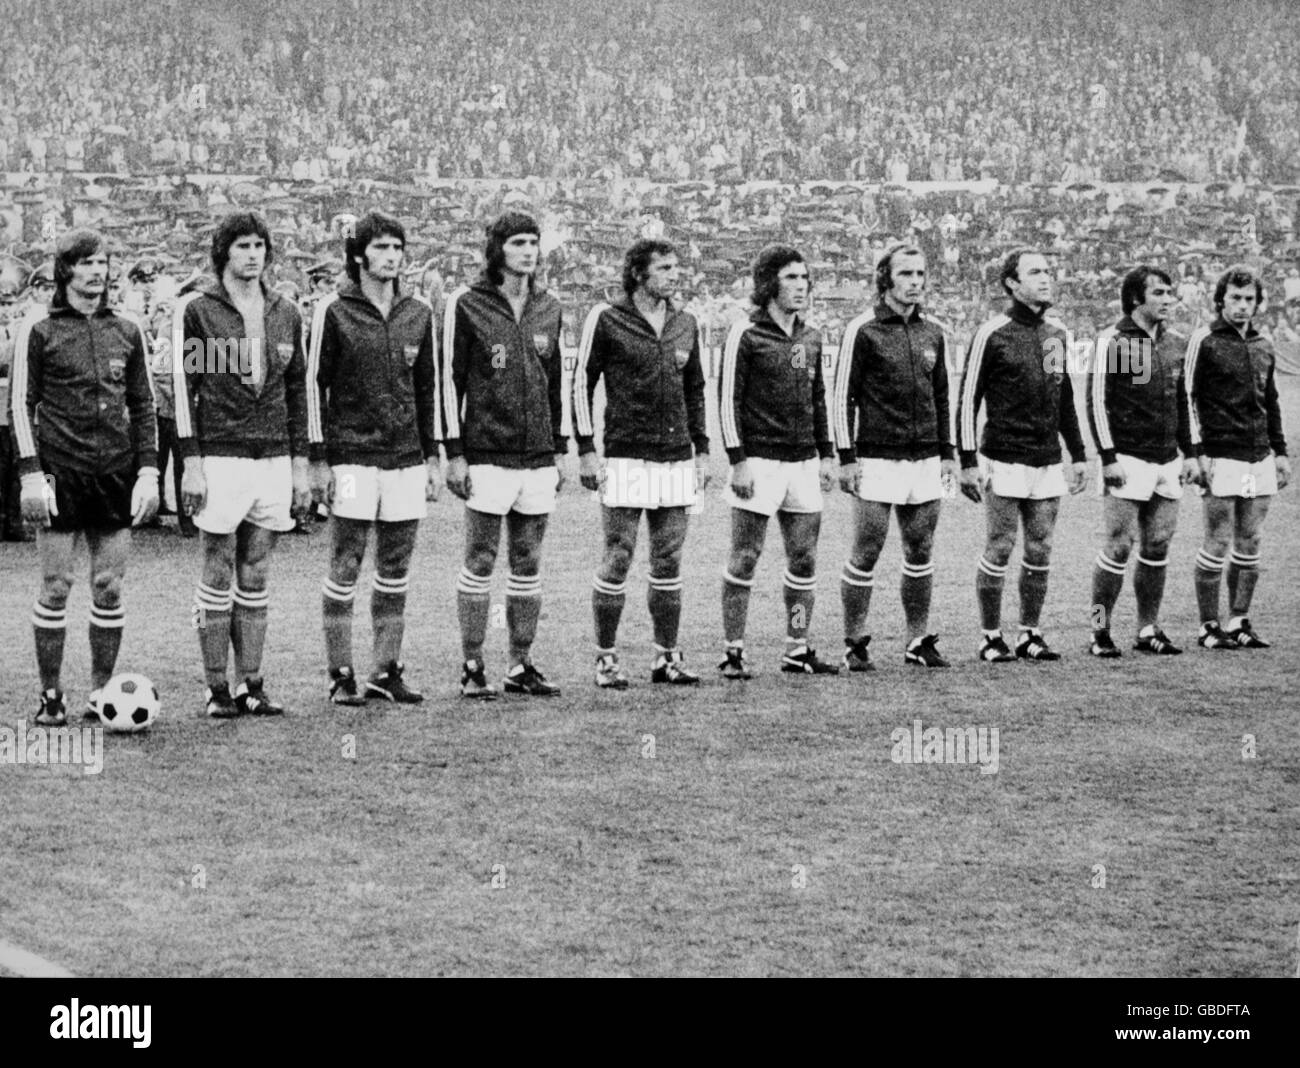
[832,244,957,670]
[443,212,568,698]
[1087,266,1198,657]
[175,212,311,717]
[1187,264,1291,649]
[955,248,1089,662]
[307,211,441,705]
[574,239,711,687]
[9,228,159,725]
[716,244,835,679]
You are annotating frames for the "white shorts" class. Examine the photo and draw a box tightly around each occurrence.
[467,463,558,516]
[858,456,942,506]
[1205,454,1278,499]
[981,457,1066,501]
[602,456,696,509]
[1106,453,1184,502]
[195,455,294,534]
[332,464,428,522]
[727,456,822,516]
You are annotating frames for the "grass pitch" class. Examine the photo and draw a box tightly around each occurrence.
[1,381,1297,977]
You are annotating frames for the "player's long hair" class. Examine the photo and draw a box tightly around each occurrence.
[483,211,540,286]
[999,247,1040,298]
[345,211,406,284]
[1213,264,1265,313]
[750,244,807,308]
[211,212,274,279]
[875,243,923,296]
[622,239,677,298]
[52,228,109,311]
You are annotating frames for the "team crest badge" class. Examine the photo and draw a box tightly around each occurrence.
[108,357,126,383]
[404,344,419,367]
[921,348,937,373]
[532,333,550,356]
[674,349,690,370]
[276,342,294,361]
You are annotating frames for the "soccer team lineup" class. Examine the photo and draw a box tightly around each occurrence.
[5,208,1289,730]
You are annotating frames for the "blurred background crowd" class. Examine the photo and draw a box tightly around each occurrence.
[3,0,1299,537]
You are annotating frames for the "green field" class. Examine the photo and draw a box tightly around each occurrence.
[2,380,1297,977]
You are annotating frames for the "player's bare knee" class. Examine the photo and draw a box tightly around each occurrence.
[1233,534,1262,557]
[901,534,933,566]
[329,551,364,586]
[1105,533,1135,563]
[599,544,634,583]
[1023,537,1053,567]
[728,545,761,580]
[1137,534,1170,560]
[1201,532,1231,558]
[785,546,816,579]
[201,542,235,589]
[374,543,414,580]
[40,571,75,608]
[236,561,270,594]
[649,549,684,580]
[464,544,497,578]
[90,569,123,608]
[506,543,541,578]
[983,535,1015,566]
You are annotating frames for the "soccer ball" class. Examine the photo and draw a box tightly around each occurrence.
[98,673,161,734]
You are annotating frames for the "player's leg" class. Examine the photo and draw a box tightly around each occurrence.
[32,528,78,724]
[1194,493,1236,647]
[646,505,697,683]
[897,499,947,665]
[1225,495,1273,647]
[976,490,1020,660]
[842,497,890,670]
[367,518,421,700]
[85,526,130,696]
[194,530,237,714]
[776,509,837,673]
[593,505,641,688]
[720,506,767,677]
[229,521,283,713]
[1014,496,1061,660]
[458,507,502,697]
[502,509,559,694]
[322,514,370,703]
[1090,494,1138,656]
[1131,494,1182,652]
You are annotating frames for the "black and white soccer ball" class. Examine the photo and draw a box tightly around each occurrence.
[98,673,161,734]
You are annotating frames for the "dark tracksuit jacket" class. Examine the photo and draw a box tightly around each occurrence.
[1185,316,1288,462]
[572,296,708,462]
[441,276,565,469]
[956,299,1087,468]
[833,301,953,463]
[173,280,309,460]
[719,307,829,464]
[306,280,440,469]
[10,299,158,477]
[1087,315,1192,466]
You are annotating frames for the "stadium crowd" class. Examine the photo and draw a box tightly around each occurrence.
[2,0,1300,184]
[3,0,1299,540]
